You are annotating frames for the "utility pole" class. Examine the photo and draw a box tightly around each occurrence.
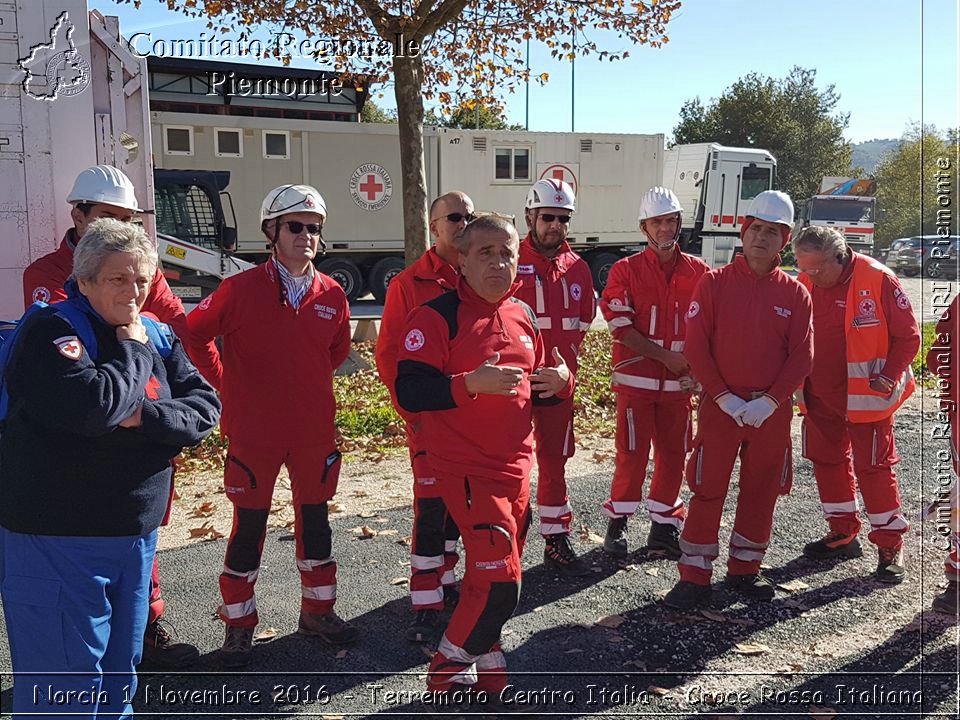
[570,22,576,132]
[525,36,530,130]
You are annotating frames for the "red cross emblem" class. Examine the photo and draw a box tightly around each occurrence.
[145,376,161,400]
[359,174,384,201]
[54,336,83,360]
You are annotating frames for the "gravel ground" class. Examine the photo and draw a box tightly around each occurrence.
[2,392,956,719]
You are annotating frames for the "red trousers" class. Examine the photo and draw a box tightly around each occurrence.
[802,398,908,550]
[678,397,793,585]
[603,394,691,527]
[408,429,460,610]
[427,472,530,694]
[219,442,342,628]
[533,398,576,536]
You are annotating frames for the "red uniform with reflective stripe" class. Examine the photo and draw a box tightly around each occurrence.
[23,230,190,344]
[798,253,920,551]
[599,248,708,526]
[188,262,351,628]
[678,255,812,585]
[375,247,460,610]
[514,236,595,536]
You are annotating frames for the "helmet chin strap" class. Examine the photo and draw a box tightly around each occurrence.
[649,237,677,251]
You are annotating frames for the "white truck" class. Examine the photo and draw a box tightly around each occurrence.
[796,177,877,256]
[1,0,253,320]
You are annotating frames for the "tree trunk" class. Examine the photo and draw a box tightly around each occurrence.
[393,52,429,266]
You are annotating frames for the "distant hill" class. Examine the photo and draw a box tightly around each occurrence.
[851,138,901,174]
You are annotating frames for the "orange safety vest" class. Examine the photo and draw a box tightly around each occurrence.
[798,255,915,423]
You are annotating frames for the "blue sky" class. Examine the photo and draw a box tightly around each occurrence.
[100,0,957,143]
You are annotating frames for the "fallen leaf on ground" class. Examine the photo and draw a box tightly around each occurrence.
[335,649,348,659]
[579,527,606,544]
[188,501,216,518]
[187,522,224,540]
[734,642,770,656]
[647,686,668,696]
[397,536,413,546]
[389,577,409,586]
[592,451,612,463]
[254,627,278,642]
[359,511,378,519]
[377,528,398,536]
[357,525,377,539]
[595,614,626,629]
[564,648,583,654]
[777,579,810,593]
[645,567,659,576]
[352,490,370,498]
[328,503,343,514]
[700,610,728,623]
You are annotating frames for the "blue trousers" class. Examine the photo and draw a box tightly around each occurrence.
[0,528,157,719]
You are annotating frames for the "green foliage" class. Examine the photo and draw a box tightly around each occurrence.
[872,124,956,248]
[572,331,616,436]
[425,101,525,131]
[915,322,938,384]
[672,67,853,202]
[359,99,397,124]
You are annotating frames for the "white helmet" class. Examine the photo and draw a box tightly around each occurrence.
[746,190,794,227]
[525,178,576,212]
[67,165,142,212]
[638,186,683,222]
[260,184,327,223]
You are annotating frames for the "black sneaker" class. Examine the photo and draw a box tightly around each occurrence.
[646,522,681,559]
[407,609,442,644]
[603,516,628,557]
[803,532,863,561]
[932,581,959,616]
[544,534,591,577]
[443,584,461,610]
[875,547,905,584]
[141,619,200,669]
[662,580,712,611]
[724,573,776,600]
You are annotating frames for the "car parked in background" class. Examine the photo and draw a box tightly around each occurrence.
[886,235,960,278]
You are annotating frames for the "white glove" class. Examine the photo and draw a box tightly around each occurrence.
[715,393,747,426]
[734,395,779,428]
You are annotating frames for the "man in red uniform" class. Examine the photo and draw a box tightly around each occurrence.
[600,187,710,558]
[396,216,572,702]
[188,184,356,667]
[926,295,960,615]
[664,190,813,611]
[793,226,920,583]
[514,178,595,576]
[376,191,473,642]
[21,164,197,668]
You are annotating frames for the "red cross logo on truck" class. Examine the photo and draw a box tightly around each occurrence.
[539,164,578,196]
[359,175,384,201]
[350,163,394,211]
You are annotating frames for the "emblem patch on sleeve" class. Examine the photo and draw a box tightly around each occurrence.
[32,286,51,303]
[54,335,83,360]
[686,301,701,319]
[404,329,425,352]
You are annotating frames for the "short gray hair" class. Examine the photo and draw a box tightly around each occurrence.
[73,218,158,283]
[454,215,518,253]
[793,225,847,260]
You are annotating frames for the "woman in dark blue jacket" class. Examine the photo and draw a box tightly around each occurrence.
[0,218,221,719]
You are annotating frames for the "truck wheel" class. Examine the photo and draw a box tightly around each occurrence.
[316,258,364,301]
[369,257,406,305]
[588,252,621,291]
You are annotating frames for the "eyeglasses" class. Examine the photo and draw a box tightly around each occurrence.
[433,212,477,224]
[539,213,571,224]
[281,221,323,235]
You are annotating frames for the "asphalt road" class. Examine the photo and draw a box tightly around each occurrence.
[2,398,957,718]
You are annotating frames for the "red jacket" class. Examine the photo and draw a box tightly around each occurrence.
[685,255,813,406]
[803,252,920,417]
[22,229,190,343]
[187,261,351,449]
[514,236,595,372]
[395,277,573,482]
[376,247,458,419]
[600,248,710,399]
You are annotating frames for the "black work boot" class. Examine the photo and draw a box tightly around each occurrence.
[298,610,359,645]
[662,580,712,612]
[875,546,906,584]
[603,516,629,557]
[407,609,442,644]
[646,522,682,559]
[141,619,200,669]
[932,581,959,616]
[803,532,863,561]
[544,534,591,577]
[723,572,776,600]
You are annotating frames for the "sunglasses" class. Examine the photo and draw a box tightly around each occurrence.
[434,212,477,224]
[539,213,571,224]
[281,221,323,235]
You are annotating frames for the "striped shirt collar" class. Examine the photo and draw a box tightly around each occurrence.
[272,257,314,309]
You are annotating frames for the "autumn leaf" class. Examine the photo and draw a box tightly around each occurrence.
[358,525,377,539]
[254,627,279,642]
[700,610,728,623]
[777,579,811,593]
[389,577,409,586]
[188,501,217,518]
[734,642,770,656]
[187,522,225,540]
[358,511,378,519]
[397,535,413,546]
[595,614,626,629]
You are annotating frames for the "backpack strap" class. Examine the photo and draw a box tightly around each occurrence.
[142,317,174,359]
